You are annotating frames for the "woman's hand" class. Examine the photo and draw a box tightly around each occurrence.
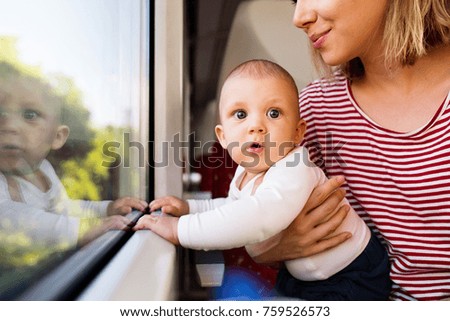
[253,176,352,263]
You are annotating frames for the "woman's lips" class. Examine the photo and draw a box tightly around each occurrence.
[311,31,330,49]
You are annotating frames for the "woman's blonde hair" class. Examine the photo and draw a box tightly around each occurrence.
[313,0,450,79]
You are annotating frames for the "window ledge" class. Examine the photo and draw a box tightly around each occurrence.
[78,230,177,300]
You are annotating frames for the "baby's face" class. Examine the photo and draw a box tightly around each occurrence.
[215,75,304,174]
[0,77,62,175]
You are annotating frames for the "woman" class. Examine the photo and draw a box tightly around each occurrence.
[255,0,450,300]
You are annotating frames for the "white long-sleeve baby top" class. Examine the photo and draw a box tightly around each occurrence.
[179,147,370,281]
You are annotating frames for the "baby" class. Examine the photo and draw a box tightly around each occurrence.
[0,62,147,247]
[134,59,391,300]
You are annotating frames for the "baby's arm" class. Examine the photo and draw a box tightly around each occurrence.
[66,196,147,219]
[0,199,80,247]
[134,213,180,244]
[175,148,325,251]
[132,196,230,244]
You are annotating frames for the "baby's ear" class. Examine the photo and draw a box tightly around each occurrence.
[214,124,227,149]
[51,125,70,150]
[294,119,307,144]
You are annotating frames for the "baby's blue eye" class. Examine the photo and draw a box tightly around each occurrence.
[267,108,280,119]
[234,110,247,119]
[22,109,39,120]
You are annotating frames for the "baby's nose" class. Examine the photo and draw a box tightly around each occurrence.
[248,123,266,133]
[247,116,267,133]
[0,111,21,132]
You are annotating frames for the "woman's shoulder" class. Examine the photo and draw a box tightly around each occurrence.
[300,74,348,98]
[299,74,349,117]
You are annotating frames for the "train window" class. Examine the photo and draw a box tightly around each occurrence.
[0,0,149,299]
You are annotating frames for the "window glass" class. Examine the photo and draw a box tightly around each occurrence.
[0,0,148,298]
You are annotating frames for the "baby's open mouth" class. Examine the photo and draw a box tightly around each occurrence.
[246,142,264,154]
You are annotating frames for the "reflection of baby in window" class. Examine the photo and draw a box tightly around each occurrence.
[0,62,147,247]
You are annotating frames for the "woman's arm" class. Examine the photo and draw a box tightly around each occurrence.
[252,176,351,263]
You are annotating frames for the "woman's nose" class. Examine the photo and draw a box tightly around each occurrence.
[292,0,317,30]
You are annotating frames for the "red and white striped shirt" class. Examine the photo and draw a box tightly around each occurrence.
[299,75,450,301]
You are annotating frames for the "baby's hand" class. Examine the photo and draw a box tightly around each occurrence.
[149,196,189,217]
[101,215,132,230]
[107,196,148,216]
[79,215,132,246]
[134,213,180,245]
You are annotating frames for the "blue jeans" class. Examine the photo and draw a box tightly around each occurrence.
[275,233,391,300]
